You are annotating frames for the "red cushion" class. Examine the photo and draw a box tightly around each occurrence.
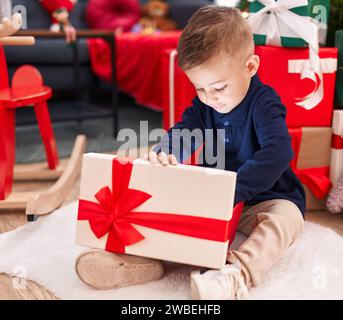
[41,0,75,14]
[86,0,141,32]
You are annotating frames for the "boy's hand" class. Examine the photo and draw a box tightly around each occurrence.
[143,151,178,166]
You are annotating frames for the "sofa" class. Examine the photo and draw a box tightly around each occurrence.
[6,0,93,91]
[5,0,212,92]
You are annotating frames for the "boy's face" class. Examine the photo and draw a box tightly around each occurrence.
[185,53,259,114]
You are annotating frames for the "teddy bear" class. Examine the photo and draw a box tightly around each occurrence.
[132,0,177,35]
[39,0,77,43]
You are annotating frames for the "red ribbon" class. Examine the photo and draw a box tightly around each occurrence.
[77,158,240,253]
[289,128,332,199]
[332,134,343,150]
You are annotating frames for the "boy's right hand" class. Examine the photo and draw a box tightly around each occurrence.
[143,151,178,166]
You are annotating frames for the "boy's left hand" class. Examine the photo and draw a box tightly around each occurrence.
[142,151,178,166]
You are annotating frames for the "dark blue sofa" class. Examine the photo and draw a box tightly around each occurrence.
[5,0,212,92]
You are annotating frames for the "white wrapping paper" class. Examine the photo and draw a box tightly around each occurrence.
[75,153,238,269]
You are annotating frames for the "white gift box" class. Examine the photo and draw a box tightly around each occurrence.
[75,153,239,269]
[331,110,343,184]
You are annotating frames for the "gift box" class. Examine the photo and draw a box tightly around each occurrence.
[256,46,338,127]
[334,30,343,108]
[75,153,243,269]
[326,2,343,46]
[162,49,196,130]
[248,0,330,47]
[330,110,343,184]
[289,127,332,210]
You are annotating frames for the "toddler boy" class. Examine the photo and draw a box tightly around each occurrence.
[148,5,305,300]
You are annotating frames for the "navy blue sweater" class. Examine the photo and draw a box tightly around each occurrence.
[153,75,306,215]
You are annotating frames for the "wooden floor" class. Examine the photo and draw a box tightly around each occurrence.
[1,158,343,300]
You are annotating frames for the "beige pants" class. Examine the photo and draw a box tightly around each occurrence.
[226,199,304,289]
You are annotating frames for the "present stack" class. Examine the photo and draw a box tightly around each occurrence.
[248,0,339,210]
[75,153,243,269]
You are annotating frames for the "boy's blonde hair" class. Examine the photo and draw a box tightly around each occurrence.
[178,5,254,71]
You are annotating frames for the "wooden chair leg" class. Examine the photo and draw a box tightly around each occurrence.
[34,101,59,170]
[0,107,7,200]
[0,107,15,200]
[26,135,86,219]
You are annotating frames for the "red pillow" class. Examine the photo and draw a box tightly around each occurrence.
[86,0,141,32]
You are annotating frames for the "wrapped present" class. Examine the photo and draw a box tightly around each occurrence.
[330,110,343,184]
[256,46,338,127]
[75,153,243,269]
[289,127,332,211]
[334,30,343,108]
[162,49,195,130]
[248,1,332,111]
[248,0,329,47]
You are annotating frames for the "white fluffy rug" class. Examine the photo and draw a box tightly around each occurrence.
[1,201,343,300]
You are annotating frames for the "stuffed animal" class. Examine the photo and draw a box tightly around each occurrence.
[327,178,343,214]
[39,0,77,43]
[132,0,177,34]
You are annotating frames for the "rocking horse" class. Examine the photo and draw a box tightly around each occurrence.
[0,13,87,221]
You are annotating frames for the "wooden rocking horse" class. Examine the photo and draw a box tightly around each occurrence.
[0,13,87,221]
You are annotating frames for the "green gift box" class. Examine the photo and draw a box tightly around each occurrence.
[336,29,343,66]
[326,0,343,46]
[335,30,343,108]
[248,0,330,47]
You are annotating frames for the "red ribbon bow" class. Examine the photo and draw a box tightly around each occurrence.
[77,158,242,253]
[289,128,332,199]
